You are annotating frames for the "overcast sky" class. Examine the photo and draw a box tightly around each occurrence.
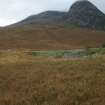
[0,0,105,26]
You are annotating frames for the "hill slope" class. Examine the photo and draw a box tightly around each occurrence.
[10,11,66,27]
[67,0,105,29]
[9,0,105,30]
[0,26,105,50]
[1,0,105,50]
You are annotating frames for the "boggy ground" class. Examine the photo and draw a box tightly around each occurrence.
[0,50,105,105]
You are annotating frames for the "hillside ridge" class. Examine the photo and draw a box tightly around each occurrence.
[8,0,105,30]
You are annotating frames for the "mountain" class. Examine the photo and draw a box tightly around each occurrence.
[10,11,66,27]
[9,0,105,30]
[67,0,105,29]
[1,0,105,50]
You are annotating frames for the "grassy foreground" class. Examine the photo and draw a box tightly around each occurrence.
[0,49,105,105]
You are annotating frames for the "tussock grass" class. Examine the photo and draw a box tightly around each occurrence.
[0,50,105,105]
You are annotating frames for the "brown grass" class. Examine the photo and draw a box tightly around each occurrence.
[0,26,105,50]
[0,51,105,105]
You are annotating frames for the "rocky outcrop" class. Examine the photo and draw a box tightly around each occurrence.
[67,0,105,29]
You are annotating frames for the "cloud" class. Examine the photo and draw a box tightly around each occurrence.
[0,0,104,26]
[91,0,105,12]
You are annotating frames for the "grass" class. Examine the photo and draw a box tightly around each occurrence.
[32,50,66,57]
[0,49,105,105]
[1,26,105,50]
[31,48,105,58]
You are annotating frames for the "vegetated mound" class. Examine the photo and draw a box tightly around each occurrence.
[67,0,105,29]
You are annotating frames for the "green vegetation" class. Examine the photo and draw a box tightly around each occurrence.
[32,51,66,57]
[31,48,105,58]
